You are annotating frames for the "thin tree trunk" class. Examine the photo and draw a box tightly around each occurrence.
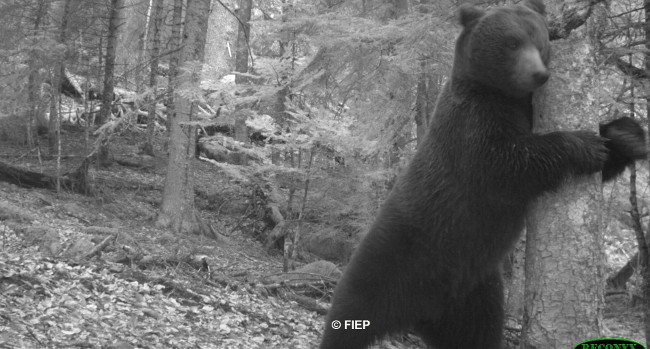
[98,0,124,166]
[278,0,288,58]
[138,0,153,86]
[414,62,427,146]
[157,0,211,235]
[29,0,51,137]
[48,0,72,156]
[608,251,639,290]
[235,0,252,84]
[629,161,647,280]
[27,0,48,149]
[285,148,314,271]
[48,71,60,156]
[642,0,650,340]
[143,0,164,156]
[414,61,437,147]
[56,98,62,191]
[286,150,296,218]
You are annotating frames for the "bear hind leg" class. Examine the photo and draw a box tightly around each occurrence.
[415,273,504,349]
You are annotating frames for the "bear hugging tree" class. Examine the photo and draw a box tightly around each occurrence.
[319,1,647,348]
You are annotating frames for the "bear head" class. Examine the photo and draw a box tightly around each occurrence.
[454,0,550,98]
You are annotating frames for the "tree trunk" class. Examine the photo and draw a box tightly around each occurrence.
[47,75,60,155]
[642,0,650,340]
[414,62,439,147]
[48,0,72,156]
[27,0,48,149]
[521,19,604,348]
[235,0,252,84]
[143,0,164,156]
[112,0,149,85]
[234,110,250,147]
[284,148,314,271]
[504,236,526,329]
[165,0,183,132]
[205,0,236,78]
[414,62,428,146]
[97,0,124,166]
[607,251,639,290]
[156,0,211,235]
[134,0,152,87]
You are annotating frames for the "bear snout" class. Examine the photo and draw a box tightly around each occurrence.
[533,70,549,85]
[515,45,549,90]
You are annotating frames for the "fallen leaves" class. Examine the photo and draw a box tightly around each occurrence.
[0,249,323,348]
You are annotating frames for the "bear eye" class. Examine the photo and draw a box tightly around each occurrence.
[506,37,520,49]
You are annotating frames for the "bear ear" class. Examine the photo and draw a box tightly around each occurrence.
[459,4,485,27]
[523,0,546,15]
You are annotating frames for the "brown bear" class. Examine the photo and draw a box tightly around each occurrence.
[319,1,646,348]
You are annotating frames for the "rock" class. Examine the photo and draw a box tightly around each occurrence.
[302,232,354,263]
[23,225,61,257]
[0,201,35,222]
[64,236,95,259]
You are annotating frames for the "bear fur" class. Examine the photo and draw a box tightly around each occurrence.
[320,1,646,348]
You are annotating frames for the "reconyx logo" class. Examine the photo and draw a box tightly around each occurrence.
[574,338,646,349]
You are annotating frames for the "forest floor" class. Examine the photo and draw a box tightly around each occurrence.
[0,127,645,349]
[0,128,326,349]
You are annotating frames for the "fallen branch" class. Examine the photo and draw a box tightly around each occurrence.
[83,234,117,260]
[264,280,335,291]
[283,292,328,315]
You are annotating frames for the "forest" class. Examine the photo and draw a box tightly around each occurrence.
[1,0,650,348]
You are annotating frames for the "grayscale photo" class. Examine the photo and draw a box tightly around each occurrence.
[0,1,647,348]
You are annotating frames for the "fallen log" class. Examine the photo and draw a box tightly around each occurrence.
[0,156,92,194]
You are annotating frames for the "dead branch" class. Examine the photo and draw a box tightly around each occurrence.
[83,234,117,260]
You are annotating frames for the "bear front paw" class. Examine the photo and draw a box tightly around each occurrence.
[570,131,609,175]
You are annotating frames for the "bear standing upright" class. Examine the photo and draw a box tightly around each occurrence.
[319,1,646,348]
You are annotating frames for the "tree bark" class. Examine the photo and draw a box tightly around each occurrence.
[99,0,122,124]
[642,0,650,339]
[97,0,124,166]
[48,0,72,156]
[504,236,526,328]
[235,0,252,84]
[143,0,164,156]
[157,0,211,235]
[165,0,183,132]
[521,18,605,348]
[414,61,439,147]
[383,0,408,20]
[414,61,428,146]
[27,0,48,149]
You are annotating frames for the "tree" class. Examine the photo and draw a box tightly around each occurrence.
[97,0,124,166]
[594,0,650,339]
[164,0,182,132]
[26,0,49,149]
[142,0,164,156]
[48,0,73,156]
[637,0,650,339]
[156,0,211,235]
[414,60,441,147]
[235,0,252,84]
[521,1,606,346]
